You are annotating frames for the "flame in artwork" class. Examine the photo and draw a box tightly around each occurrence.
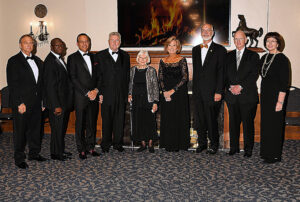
[135,0,185,45]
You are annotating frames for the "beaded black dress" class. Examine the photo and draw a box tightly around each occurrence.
[158,58,190,151]
[259,53,290,159]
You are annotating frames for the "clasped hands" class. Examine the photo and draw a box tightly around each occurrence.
[87,88,99,101]
[163,89,175,102]
[229,85,242,95]
[128,95,158,113]
[18,103,45,114]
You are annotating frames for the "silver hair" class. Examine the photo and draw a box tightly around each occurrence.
[109,32,121,42]
[136,50,151,64]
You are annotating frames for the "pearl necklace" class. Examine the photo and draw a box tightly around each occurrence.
[261,52,277,78]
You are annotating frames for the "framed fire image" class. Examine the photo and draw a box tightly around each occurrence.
[118,0,231,47]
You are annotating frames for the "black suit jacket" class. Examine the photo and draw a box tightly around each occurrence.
[67,51,101,110]
[43,52,73,110]
[224,48,259,104]
[6,51,43,108]
[192,42,227,103]
[95,48,130,105]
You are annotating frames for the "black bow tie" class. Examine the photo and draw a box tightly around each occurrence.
[112,51,118,55]
[83,53,89,56]
[26,56,33,60]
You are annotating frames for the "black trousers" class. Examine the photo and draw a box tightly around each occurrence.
[49,109,70,156]
[75,102,98,153]
[101,99,125,149]
[227,101,257,153]
[13,100,42,164]
[194,97,221,150]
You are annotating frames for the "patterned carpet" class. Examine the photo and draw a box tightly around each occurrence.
[0,133,299,201]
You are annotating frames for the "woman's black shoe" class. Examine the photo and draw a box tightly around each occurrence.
[263,157,281,164]
[137,146,147,152]
[149,146,155,153]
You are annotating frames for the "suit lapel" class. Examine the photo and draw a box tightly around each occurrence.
[18,52,38,84]
[50,53,68,73]
[237,48,248,74]
[202,42,214,68]
[77,51,91,77]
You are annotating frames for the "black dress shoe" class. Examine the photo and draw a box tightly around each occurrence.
[228,150,238,156]
[114,146,124,152]
[16,162,29,169]
[63,151,72,156]
[89,150,101,156]
[206,148,217,154]
[51,154,67,161]
[79,153,87,160]
[263,157,281,164]
[137,146,147,152]
[148,146,155,153]
[196,146,207,153]
[102,148,110,153]
[244,151,252,158]
[28,155,47,161]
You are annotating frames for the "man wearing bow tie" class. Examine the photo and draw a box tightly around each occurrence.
[6,34,46,169]
[68,33,101,159]
[192,24,227,154]
[43,38,74,161]
[224,30,259,157]
[95,32,130,153]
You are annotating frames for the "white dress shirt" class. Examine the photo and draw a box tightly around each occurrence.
[51,51,67,70]
[79,49,92,76]
[201,40,213,66]
[236,47,245,69]
[22,51,39,83]
[109,48,118,62]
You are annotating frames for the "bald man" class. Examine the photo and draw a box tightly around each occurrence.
[224,30,260,157]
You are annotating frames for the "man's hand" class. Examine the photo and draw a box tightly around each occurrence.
[87,89,98,101]
[54,107,62,116]
[18,103,26,114]
[214,93,222,102]
[275,102,283,112]
[99,95,103,104]
[229,85,242,95]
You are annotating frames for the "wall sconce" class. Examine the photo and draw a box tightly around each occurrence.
[29,21,49,46]
[29,4,49,46]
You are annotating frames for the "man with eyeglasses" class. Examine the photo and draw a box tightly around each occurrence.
[192,24,227,155]
[95,32,130,153]
[225,30,260,157]
[6,34,46,169]
[68,33,101,159]
[43,38,74,161]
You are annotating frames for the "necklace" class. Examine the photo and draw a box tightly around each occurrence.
[261,52,277,78]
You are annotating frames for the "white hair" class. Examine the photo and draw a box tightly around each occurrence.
[136,50,151,64]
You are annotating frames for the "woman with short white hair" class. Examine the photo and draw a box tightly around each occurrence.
[128,50,159,153]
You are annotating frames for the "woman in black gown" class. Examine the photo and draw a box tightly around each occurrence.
[159,36,190,152]
[128,50,159,153]
[260,32,290,163]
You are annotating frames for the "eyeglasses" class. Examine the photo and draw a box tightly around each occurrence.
[52,44,64,47]
[201,29,213,33]
[234,38,245,41]
[266,40,277,43]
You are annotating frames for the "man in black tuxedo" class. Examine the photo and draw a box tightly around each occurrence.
[68,33,101,159]
[192,24,227,154]
[6,34,46,169]
[95,32,130,153]
[225,30,259,157]
[43,38,73,161]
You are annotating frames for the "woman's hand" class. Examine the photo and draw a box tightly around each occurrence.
[152,104,158,113]
[128,95,132,103]
[163,89,175,102]
[275,102,283,112]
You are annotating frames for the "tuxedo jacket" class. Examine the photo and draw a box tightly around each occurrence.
[192,42,227,103]
[43,52,73,110]
[6,51,43,109]
[95,48,130,105]
[67,51,101,110]
[224,48,260,104]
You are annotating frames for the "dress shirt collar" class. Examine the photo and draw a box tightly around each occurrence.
[202,40,212,49]
[78,49,89,56]
[21,51,32,59]
[109,48,119,55]
[51,51,61,59]
[236,47,245,57]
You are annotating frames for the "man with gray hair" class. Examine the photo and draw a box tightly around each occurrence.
[95,32,130,153]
